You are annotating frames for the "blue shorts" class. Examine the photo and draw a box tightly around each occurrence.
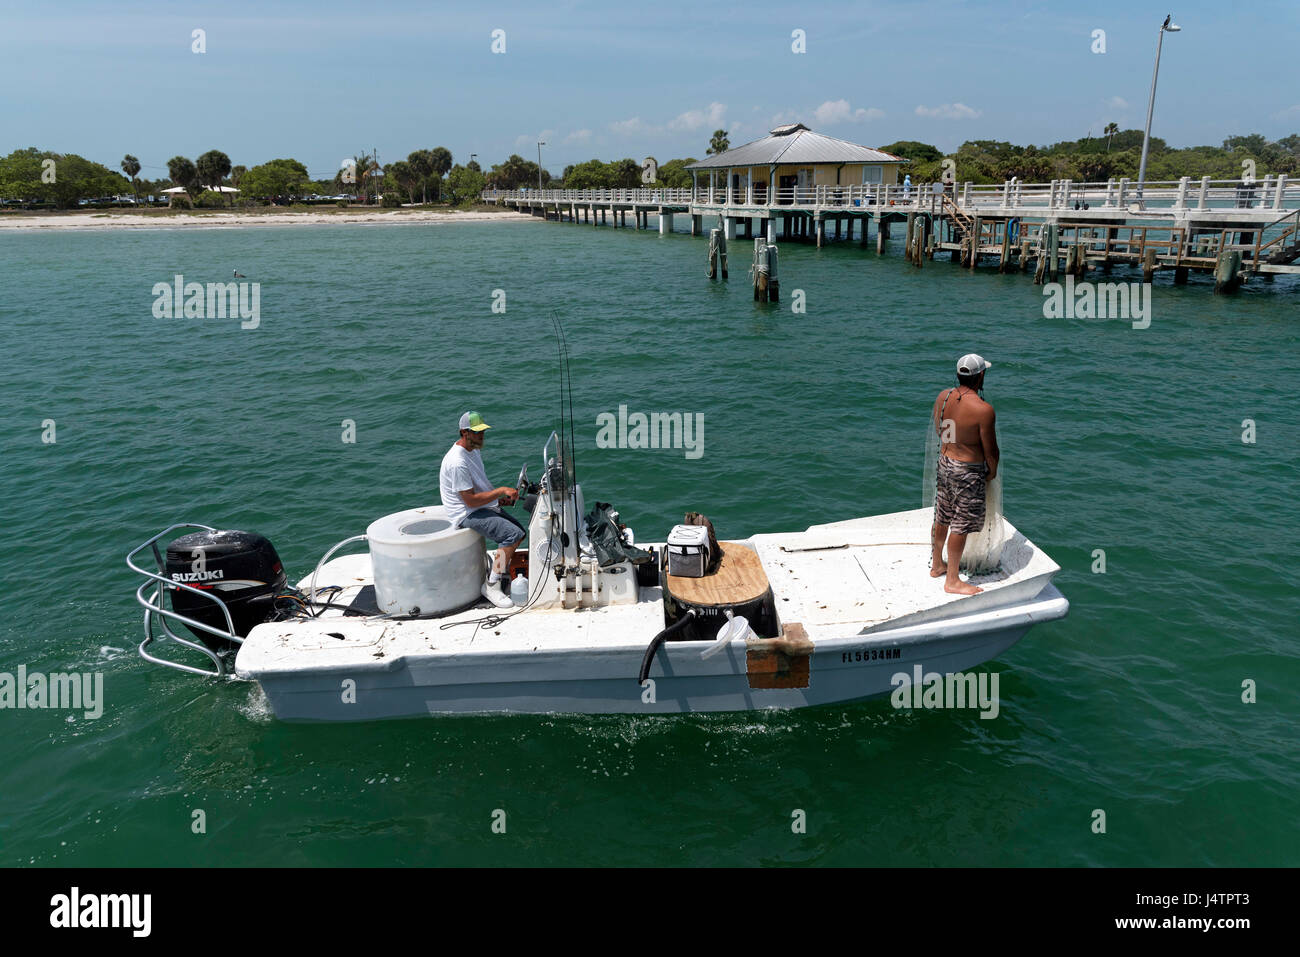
[461,508,526,547]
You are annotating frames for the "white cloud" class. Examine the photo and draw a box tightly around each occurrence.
[515,129,555,146]
[668,102,727,132]
[1106,96,1129,110]
[914,102,982,120]
[565,129,593,143]
[812,99,885,125]
[1275,104,1300,118]
[609,116,653,135]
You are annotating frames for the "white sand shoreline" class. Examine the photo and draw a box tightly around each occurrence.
[0,209,537,232]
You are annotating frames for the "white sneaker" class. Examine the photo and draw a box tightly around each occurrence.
[481,581,513,609]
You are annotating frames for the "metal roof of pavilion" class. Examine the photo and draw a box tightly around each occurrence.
[685,124,906,170]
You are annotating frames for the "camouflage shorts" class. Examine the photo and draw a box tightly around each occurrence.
[934,455,988,535]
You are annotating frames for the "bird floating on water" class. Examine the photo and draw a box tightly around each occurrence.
[233,270,246,278]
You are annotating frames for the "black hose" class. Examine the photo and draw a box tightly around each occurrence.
[638,611,695,685]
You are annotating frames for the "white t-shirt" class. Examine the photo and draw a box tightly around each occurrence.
[439,444,497,527]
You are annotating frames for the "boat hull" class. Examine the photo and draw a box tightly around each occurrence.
[246,584,1067,721]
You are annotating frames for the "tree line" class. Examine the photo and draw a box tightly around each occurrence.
[4,128,1297,209]
[878,130,1300,184]
[0,145,489,208]
[488,128,1300,192]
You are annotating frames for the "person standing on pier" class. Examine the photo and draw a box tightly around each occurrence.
[929,355,999,595]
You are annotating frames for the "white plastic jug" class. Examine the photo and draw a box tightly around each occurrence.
[510,573,529,606]
[700,611,754,660]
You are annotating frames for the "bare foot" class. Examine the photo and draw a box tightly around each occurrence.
[944,580,983,595]
[929,561,947,578]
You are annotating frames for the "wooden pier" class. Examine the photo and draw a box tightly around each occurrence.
[483,177,1300,292]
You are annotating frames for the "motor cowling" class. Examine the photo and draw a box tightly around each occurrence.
[164,530,286,648]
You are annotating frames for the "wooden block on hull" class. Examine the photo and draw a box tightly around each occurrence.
[746,622,813,689]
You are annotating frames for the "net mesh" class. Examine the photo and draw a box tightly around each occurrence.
[922,414,1006,573]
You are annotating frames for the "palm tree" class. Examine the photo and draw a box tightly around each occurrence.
[707,130,730,155]
[387,160,417,204]
[1104,123,1120,153]
[196,150,233,205]
[351,152,375,202]
[120,155,141,205]
[408,150,434,203]
[428,147,453,202]
[166,156,198,200]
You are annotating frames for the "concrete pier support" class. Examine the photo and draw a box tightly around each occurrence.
[766,217,777,243]
[724,217,737,240]
[877,218,889,254]
[691,214,701,236]
[659,211,672,234]
[816,218,824,248]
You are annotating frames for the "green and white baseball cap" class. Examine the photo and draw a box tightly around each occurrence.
[458,411,491,432]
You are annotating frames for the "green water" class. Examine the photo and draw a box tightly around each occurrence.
[1,219,1297,866]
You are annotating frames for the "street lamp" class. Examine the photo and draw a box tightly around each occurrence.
[1137,14,1181,206]
[537,141,545,190]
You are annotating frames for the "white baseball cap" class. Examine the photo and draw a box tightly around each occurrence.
[956,354,992,375]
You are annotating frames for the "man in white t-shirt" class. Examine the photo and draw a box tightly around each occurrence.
[439,411,525,608]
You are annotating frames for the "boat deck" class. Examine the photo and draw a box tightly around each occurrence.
[236,508,1058,677]
[759,507,1058,639]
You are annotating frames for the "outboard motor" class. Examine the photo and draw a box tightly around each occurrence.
[164,530,286,648]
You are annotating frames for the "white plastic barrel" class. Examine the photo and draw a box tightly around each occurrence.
[366,505,484,616]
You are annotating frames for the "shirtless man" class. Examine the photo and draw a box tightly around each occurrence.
[929,354,999,595]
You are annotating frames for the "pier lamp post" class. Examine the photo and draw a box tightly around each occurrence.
[1137,14,1180,206]
[537,141,545,191]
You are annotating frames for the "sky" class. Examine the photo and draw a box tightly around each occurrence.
[1,0,1298,180]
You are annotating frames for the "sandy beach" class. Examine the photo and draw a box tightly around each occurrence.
[0,207,537,231]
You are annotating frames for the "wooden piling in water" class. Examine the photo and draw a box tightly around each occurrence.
[999,223,1011,273]
[768,244,779,301]
[1214,250,1242,294]
[1046,223,1059,282]
[1142,247,1157,284]
[969,216,980,269]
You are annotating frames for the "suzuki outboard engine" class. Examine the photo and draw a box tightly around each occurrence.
[164,530,286,649]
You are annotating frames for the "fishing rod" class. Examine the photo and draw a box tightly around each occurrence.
[547,311,579,577]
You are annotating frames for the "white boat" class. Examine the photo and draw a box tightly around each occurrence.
[127,431,1068,721]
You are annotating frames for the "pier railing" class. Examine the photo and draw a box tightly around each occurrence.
[484,176,1298,215]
